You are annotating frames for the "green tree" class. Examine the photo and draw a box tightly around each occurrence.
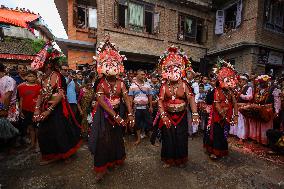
[31,38,46,54]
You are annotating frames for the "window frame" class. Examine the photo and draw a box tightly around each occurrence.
[127,1,145,31]
[115,0,156,34]
[223,3,238,32]
[178,14,204,44]
[264,0,284,33]
[74,1,97,30]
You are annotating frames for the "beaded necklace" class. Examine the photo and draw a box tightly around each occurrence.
[167,81,179,101]
[221,88,231,104]
[105,78,117,100]
[41,71,54,98]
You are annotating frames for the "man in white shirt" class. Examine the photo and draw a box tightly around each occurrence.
[230,75,253,143]
[129,70,153,145]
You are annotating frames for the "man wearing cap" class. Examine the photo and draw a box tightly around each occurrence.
[231,74,253,143]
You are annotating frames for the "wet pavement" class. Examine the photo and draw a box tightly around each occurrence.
[1,135,284,189]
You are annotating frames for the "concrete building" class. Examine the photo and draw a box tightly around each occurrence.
[0,6,53,67]
[208,0,284,76]
[55,0,214,71]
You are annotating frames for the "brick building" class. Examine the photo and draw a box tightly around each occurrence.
[55,0,214,71]
[208,0,284,76]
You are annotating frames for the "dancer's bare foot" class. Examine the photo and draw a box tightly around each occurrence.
[152,143,160,147]
[237,139,244,145]
[0,154,5,161]
[64,158,72,164]
[95,172,106,182]
[134,140,141,146]
[8,148,16,155]
[39,158,59,166]
[162,163,171,168]
[178,164,187,168]
[209,154,218,160]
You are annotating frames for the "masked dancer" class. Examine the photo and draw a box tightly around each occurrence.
[89,38,135,181]
[32,43,82,165]
[156,46,199,168]
[247,75,274,144]
[204,59,238,160]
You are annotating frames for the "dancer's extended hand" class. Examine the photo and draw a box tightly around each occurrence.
[128,115,135,128]
[162,116,171,128]
[40,111,51,121]
[192,115,200,126]
[115,115,127,127]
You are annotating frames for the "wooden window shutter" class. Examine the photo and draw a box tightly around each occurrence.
[153,12,160,34]
[88,7,97,28]
[236,0,243,28]
[73,3,78,27]
[215,10,224,34]
[114,0,119,27]
[201,25,208,44]
[178,15,184,40]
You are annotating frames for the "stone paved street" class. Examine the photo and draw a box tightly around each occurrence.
[1,136,284,189]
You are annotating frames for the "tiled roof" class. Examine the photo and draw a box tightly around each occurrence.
[0,8,39,28]
[0,37,36,55]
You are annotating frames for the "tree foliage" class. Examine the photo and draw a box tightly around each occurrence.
[31,38,46,54]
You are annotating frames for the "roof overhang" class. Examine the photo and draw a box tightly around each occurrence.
[121,51,159,64]
[208,42,284,56]
[167,0,212,10]
[31,18,54,40]
[33,24,54,40]
[54,0,68,32]
[55,38,96,55]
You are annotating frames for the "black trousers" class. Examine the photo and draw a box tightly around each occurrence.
[135,109,152,131]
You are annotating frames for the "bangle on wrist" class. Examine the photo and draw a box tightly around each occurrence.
[47,106,54,112]
[128,113,134,116]
[192,112,199,116]
[113,114,119,119]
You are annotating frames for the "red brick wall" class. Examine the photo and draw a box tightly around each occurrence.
[255,0,284,50]
[96,0,213,62]
[68,49,95,69]
[67,0,97,43]
[211,0,284,51]
[211,0,258,50]
[66,0,96,69]
[209,0,284,75]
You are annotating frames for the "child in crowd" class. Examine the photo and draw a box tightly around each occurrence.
[78,78,94,137]
[18,70,41,151]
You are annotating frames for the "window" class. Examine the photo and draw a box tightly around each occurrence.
[264,0,284,33]
[114,0,160,34]
[178,14,205,44]
[224,4,237,32]
[74,0,97,29]
[215,0,243,35]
